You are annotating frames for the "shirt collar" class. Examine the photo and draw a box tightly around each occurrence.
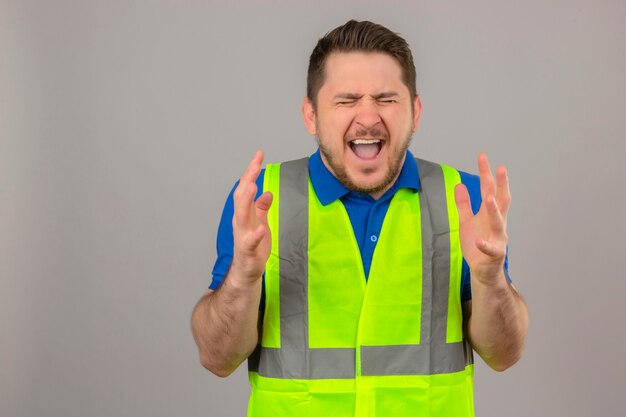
[309,148,421,206]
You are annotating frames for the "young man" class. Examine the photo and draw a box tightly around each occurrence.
[192,20,528,417]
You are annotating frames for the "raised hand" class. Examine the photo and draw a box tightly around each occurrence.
[454,153,511,286]
[231,150,273,283]
[191,151,272,376]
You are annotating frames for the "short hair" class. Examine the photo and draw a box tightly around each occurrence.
[307,20,417,106]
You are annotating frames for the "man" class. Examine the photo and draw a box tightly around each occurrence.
[192,20,528,416]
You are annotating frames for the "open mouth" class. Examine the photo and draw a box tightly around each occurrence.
[349,139,383,160]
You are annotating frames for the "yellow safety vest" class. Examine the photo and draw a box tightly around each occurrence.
[247,157,474,417]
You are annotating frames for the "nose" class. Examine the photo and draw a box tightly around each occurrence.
[354,99,381,130]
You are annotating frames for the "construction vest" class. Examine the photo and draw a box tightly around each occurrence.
[247,157,474,417]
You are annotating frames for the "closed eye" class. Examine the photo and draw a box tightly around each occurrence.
[373,92,400,104]
[333,93,362,106]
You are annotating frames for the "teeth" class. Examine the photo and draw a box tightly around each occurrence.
[351,139,381,145]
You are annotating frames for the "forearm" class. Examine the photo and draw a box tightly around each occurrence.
[466,271,529,371]
[191,269,262,377]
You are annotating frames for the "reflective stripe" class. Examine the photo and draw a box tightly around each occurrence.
[251,157,472,379]
[417,158,452,349]
[256,347,355,379]
[361,342,467,376]
[278,158,309,351]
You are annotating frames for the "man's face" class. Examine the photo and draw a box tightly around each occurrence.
[302,52,421,198]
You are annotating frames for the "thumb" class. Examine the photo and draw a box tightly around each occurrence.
[255,191,273,225]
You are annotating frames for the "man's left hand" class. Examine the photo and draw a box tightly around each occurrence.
[454,153,511,287]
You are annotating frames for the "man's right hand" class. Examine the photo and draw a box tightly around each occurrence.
[191,150,271,377]
[231,150,273,283]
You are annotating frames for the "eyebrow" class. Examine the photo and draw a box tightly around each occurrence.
[333,92,400,101]
[372,92,400,100]
[333,93,363,100]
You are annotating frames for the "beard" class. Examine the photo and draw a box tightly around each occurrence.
[316,129,413,196]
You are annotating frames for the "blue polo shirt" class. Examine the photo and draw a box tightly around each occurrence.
[210,149,510,302]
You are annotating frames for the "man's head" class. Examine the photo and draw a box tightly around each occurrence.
[302,20,421,199]
[306,20,417,109]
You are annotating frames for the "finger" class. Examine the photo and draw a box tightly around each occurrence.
[477,153,495,200]
[240,150,264,186]
[495,165,511,216]
[454,183,473,224]
[476,237,507,259]
[237,192,273,255]
[233,151,265,227]
[233,181,258,229]
[485,194,506,235]
[255,192,273,226]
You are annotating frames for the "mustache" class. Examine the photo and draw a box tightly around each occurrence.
[350,127,389,140]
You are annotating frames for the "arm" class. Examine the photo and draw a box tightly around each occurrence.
[462,283,528,371]
[455,153,529,372]
[191,151,273,377]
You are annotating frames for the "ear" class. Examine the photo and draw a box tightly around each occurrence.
[301,97,317,135]
[411,95,422,133]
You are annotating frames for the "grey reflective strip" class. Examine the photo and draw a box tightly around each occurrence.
[252,157,356,379]
[360,159,472,376]
[361,343,467,376]
[257,347,355,379]
[278,158,309,351]
[419,158,471,370]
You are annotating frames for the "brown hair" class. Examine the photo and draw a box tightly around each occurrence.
[307,20,417,106]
